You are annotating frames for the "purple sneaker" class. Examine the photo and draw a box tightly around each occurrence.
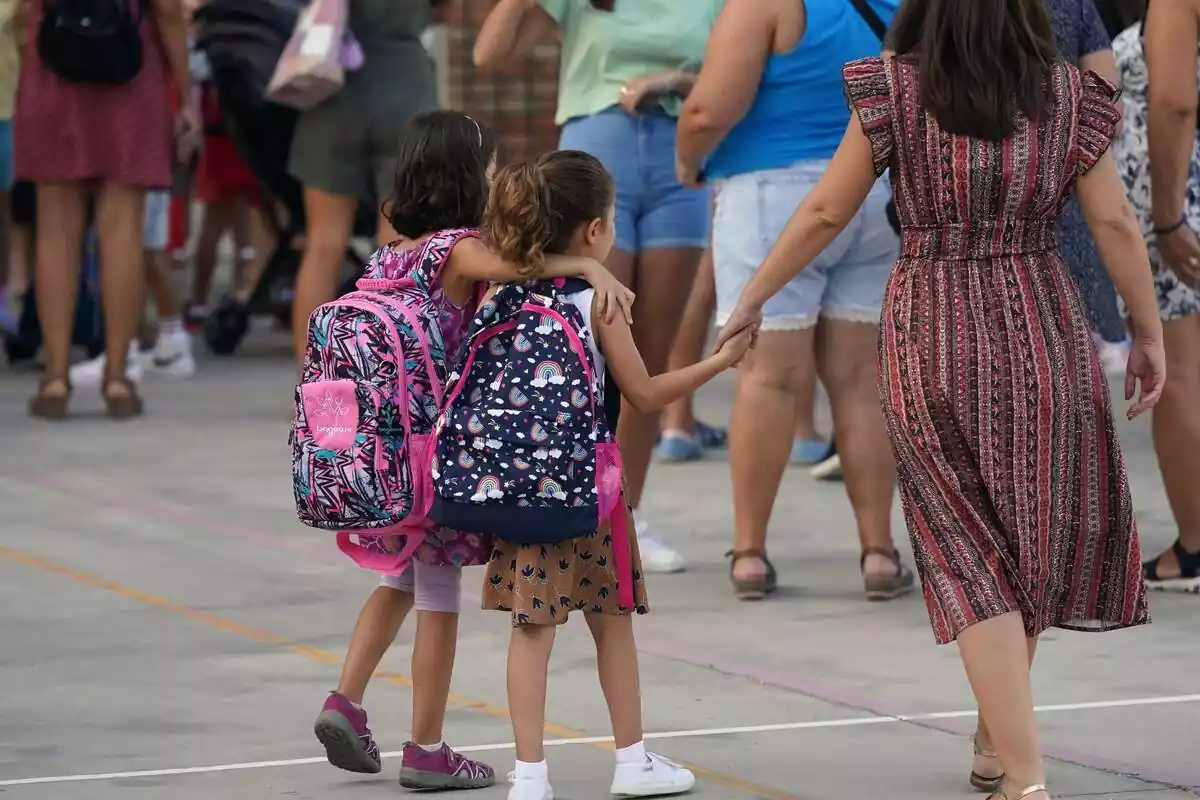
[399,742,495,790]
[314,692,382,774]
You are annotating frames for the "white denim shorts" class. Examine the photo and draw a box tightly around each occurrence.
[712,159,898,331]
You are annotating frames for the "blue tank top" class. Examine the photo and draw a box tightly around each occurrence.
[705,0,899,180]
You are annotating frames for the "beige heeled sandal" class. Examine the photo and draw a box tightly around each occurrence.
[969,737,1004,792]
[990,783,1049,800]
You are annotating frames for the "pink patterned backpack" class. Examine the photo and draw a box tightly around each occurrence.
[291,229,478,573]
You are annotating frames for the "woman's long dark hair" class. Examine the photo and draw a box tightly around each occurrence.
[888,0,1061,141]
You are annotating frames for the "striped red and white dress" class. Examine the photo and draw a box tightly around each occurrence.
[844,56,1150,645]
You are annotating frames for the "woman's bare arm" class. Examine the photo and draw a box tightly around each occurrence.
[1145,0,1198,229]
[676,0,781,176]
[150,0,193,103]
[473,0,557,70]
[1076,151,1163,340]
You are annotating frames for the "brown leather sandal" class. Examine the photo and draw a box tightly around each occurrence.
[102,377,144,420]
[28,376,71,420]
[726,549,777,601]
[861,547,916,601]
[970,736,1005,792]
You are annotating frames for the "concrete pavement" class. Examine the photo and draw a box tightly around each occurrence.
[0,332,1196,800]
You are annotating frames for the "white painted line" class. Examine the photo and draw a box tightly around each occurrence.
[2,693,1197,787]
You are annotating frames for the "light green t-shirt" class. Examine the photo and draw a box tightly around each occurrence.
[538,0,724,125]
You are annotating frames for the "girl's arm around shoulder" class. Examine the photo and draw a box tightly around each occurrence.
[445,238,636,323]
[593,296,753,413]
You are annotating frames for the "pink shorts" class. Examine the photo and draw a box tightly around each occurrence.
[379,561,462,613]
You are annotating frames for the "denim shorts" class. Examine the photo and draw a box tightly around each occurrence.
[559,107,709,254]
[143,190,170,250]
[713,159,898,330]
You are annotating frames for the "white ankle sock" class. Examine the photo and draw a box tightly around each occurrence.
[159,316,184,336]
[614,741,647,765]
[417,741,443,753]
[514,759,548,780]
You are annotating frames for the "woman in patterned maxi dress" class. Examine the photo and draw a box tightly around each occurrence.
[716,1,1165,798]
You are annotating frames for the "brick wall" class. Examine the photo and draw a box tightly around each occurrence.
[431,0,561,164]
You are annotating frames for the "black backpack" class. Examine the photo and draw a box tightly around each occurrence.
[38,0,147,86]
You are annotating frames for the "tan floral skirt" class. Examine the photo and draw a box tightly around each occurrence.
[481,503,649,626]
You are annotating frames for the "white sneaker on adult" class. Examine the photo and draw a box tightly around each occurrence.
[146,330,196,378]
[69,343,143,387]
[611,753,696,797]
[634,515,686,574]
[507,772,553,800]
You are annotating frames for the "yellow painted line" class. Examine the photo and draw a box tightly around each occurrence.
[0,545,799,799]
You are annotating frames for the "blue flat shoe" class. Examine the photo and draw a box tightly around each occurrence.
[657,431,703,462]
[790,437,829,465]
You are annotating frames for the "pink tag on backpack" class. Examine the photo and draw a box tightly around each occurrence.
[301,380,358,450]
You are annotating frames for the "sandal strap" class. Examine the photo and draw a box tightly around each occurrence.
[1013,784,1048,800]
[1172,539,1200,579]
[726,548,768,562]
[1145,538,1200,581]
[973,736,998,758]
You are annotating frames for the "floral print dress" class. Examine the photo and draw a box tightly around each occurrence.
[1112,24,1200,322]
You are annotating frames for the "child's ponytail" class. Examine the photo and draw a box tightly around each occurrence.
[485,162,556,277]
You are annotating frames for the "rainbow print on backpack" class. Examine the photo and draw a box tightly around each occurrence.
[428,278,634,606]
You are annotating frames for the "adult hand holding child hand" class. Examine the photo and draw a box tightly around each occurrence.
[713,326,754,369]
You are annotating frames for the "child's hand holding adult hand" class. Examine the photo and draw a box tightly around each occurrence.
[713,326,753,369]
[588,262,636,325]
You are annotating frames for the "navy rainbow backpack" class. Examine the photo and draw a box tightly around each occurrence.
[429,278,634,606]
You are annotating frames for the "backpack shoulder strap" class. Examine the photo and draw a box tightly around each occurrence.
[411,228,480,291]
[848,0,888,41]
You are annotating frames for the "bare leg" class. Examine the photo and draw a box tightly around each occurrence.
[816,319,899,577]
[792,368,820,442]
[292,187,356,363]
[619,246,703,508]
[660,247,715,435]
[191,202,231,307]
[507,624,556,763]
[1149,315,1200,573]
[34,182,87,390]
[145,247,182,321]
[231,202,277,304]
[95,182,146,397]
[410,610,459,745]
[957,613,1047,796]
[729,328,818,584]
[336,586,413,704]
[10,222,33,299]
[974,637,1040,782]
[585,613,643,749]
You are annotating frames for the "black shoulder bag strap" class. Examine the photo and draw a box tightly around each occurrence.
[848,0,888,42]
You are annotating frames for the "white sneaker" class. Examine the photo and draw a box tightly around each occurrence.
[611,753,696,797]
[634,515,687,574]
[811,453,844,481]
[507,772,553,800]
[69,343,143,387]
[146,330,196,378]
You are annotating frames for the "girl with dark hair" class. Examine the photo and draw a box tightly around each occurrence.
[311,112,632,790]
[479,150,749,800]
[718,0,1164,796]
